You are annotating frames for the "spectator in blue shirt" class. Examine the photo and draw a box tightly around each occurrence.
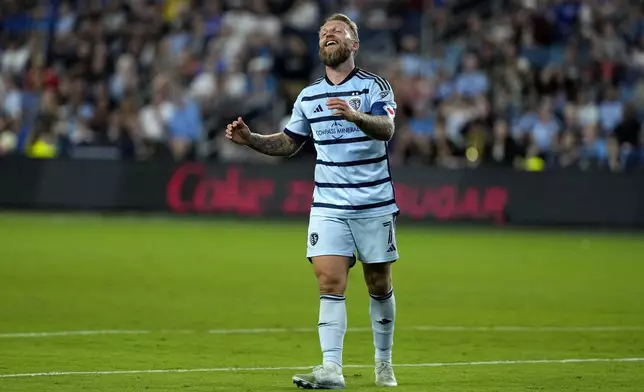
[455,53,489,98]
[434,67,455,101]
[167,93,204,161]
[598,87,624,135]
[530,105,561,154]
[392,102,436,165]
[579,123,608,166]
[512,107,539,141]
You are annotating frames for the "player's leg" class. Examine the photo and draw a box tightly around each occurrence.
[363,261,397,387]
[313,255,350,370]
[350,214,399,387]
[292,216,355,390]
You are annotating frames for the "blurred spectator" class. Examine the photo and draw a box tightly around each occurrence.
[579,123,607,168]
[0,113,18,155]
[482,118,521,167]
[392,101,435,165]
[166,89,204,161]
[576,90,599,129]
[110,54,139,104]
[1,75,22,122]
[529,103,561,155]
[1,37,31,75]
[139,85,173,160]
[283,0,320,30]
[598,86,623,135]
[554,129,580,169]
[614,104,641,148]
[274,35,313,107]
[455,53,489,98]
[431,118,460,168]
[110,95,141,159]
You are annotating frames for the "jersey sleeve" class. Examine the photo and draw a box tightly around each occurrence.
[283,92,311,143]
[369,77,397,120]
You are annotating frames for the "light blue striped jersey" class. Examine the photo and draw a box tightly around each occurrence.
[283,67,399,219]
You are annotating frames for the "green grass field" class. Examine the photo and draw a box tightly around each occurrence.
[0,212,643,391]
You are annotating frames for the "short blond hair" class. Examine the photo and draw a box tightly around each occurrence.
[324,13,359,42]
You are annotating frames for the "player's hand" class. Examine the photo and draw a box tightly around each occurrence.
[326,98,360,123]
[225,117,251,145]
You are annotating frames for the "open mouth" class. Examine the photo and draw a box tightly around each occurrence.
[325,41,338,47]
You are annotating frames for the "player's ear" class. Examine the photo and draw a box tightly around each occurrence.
[352,40,359,52]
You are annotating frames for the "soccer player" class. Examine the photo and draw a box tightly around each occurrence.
[225,13,399,389]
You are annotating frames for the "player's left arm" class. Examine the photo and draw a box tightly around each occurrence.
[351,110,395,141]
[326,79,397,141]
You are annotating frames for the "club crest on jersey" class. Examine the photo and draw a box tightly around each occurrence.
[384,104,396,119]
[348,97,362,111]
[310,232,319,246]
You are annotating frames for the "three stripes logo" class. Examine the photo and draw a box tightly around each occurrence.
[382,221,396,252]
[313,105,323,114]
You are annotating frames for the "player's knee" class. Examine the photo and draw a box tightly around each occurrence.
[312,256,350,295]
[317,273,347,295]
[364,269,391,296]
[366,277,391,297]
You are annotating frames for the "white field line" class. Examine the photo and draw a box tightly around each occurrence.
[208,326,644,334]
[1,325,644,338]
[1,357,643,379]
[0,330,151,338]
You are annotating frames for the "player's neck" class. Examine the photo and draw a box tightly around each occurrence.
[325,60,357,85]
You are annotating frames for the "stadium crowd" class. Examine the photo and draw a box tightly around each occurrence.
[1,0,643,171]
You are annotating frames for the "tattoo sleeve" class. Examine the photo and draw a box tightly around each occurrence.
[353,113,395,141]
[247,132,304,157]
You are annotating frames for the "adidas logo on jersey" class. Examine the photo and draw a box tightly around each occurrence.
[313,105,323,113]
[387,244,397,252]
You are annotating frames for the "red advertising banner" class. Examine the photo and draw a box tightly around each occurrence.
[1,157,643,229]
[165,163,509,225]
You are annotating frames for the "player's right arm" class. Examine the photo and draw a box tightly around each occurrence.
[246,132,303,157]
[226,119,304,157]
[225,93,311,157]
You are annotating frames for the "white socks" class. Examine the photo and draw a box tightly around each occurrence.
[317,289,396,367]
[370,288,395,363]
[318,294,347,367]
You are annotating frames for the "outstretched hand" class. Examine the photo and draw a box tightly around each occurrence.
[225,117,251,145]
[326,98,361,123]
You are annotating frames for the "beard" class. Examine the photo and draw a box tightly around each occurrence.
[319,42,352,68]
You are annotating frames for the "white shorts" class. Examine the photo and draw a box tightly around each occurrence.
[306,213,399,267]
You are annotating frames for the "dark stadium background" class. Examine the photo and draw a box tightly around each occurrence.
[0,1,643,391]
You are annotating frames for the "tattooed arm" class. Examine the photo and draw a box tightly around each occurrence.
[246,132,305,157]
[325,75,398,142]
[226,116,307,157]
[352,113,395,141]
[326,98,395,141]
